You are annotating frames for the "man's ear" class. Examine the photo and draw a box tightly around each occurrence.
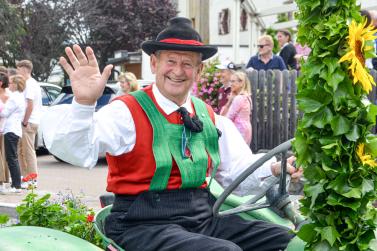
[194,63,204,82]
[150,54,157,74]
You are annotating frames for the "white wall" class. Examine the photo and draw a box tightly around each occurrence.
[209,0,250,46]
[141,52,155,81]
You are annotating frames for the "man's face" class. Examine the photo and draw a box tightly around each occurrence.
[16,67,28,78]
[219,69,232,86]
[151,50,203,105]
[257,39,272,56]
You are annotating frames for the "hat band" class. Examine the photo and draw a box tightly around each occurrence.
[159,38,204,46]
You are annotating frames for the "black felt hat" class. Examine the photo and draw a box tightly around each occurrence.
[141,17,218,60]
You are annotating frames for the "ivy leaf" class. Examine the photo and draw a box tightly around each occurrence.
[312,240,337,251]
[327,194,361,211]
[293,134,312,165]
[330,115,351,135]
[305,183,325,209]
[361,179,374,196]
[365,134,377,157]
[366,103,377,124]
[345,124,360,141]
[342,187,361,198]
[327,174,349,194]
[319,226,340,246]
[297,97,324,113]
[327,70,345,91]
[297,223,317,242]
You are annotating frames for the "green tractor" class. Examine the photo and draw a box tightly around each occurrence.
[0,139,306,251]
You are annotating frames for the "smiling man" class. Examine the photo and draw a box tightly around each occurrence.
[246,35,287,71]
[43,17,300,251]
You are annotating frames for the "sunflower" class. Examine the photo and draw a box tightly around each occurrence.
[338,19,377,93]
[356,143,377,167]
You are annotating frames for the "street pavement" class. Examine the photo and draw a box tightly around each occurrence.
[0,153,108,218]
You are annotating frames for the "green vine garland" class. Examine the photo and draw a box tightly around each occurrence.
[293,0,377,250]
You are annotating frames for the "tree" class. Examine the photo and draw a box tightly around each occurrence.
[0,0,78,80]
[0,0,24,67]
[78,0,178,68]
[18,0,76,80]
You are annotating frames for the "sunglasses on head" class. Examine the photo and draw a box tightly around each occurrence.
[257,44,269,49]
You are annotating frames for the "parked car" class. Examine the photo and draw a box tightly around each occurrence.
[41,85,115,161]
[35,83,62,151]
[50,85,115,111]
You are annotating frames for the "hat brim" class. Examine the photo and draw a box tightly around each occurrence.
[215,65,227,70]
[141,41,218,61]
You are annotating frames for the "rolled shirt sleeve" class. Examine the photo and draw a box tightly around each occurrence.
[42,99,136,168]
[215,114,275,195]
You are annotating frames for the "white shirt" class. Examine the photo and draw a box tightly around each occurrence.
[0,91,26,137]
[24,77,42,125]
[42,84,274,195]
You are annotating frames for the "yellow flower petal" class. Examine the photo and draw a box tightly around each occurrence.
[338,20,377,93]
[356,143,377,167]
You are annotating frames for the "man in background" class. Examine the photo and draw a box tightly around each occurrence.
[216,60,236,112]
[369,10,377,70]
[16,60,42,188]
[246,35,286,71]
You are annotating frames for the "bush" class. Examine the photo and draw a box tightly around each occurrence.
[192,58,223,113]
[14,190,101,247]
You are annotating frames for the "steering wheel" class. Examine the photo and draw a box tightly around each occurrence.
[213,139,305,229]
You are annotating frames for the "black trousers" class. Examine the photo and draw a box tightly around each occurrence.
[4,132,21,189]
[105,188,293,251]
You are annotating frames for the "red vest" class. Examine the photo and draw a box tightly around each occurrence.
[106,85,216,195]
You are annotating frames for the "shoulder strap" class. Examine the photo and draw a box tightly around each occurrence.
[130,91,173,190]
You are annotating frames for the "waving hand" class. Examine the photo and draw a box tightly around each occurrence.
[59,45,113,105]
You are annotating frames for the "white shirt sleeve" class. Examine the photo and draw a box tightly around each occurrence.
[0,96,17,118]
[214,114,275,196]
[24,79,36,100]
[42,99,136,168]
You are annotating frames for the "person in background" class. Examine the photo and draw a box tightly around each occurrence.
[16,60,42,188]
[43,17,302,251]
[0,75,26,193]
[294,43,311,71]
[0,66,7,75]
[220,71,252,145]
[216,60,236,112]
[115,72,139,97]
[246,35,286,71]
[368,10,377,70]
[276,29,297,70]
[7,68,17,77]
[0,73,9,193]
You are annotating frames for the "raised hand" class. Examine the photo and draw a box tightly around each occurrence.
[59,44,113,105]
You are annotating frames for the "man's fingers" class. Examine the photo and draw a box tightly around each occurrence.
[86,47,98,67]
[73,44,88,66]
[100,64,113,84]
[59,57,74,76]
[287,156,296,165]
[65,47,80,70]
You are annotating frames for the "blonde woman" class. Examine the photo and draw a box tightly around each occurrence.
[116,72,139,96]
[220,71,252,145]
[0,75,26,193]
